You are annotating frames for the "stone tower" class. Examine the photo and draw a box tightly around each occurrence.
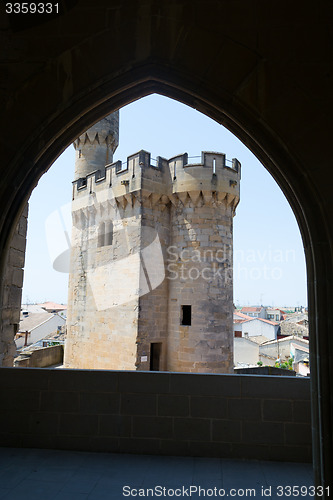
[64,113,241,373]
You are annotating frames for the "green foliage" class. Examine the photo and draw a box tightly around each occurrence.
[257,361,263,367]
[275,357,293,370]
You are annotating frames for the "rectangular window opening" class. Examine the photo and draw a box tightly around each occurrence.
[181,305,192,326]
[105,221,113,246]
[97,222,105,247]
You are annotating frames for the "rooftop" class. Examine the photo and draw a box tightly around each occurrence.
[39,302,67,311]
[239,317,279,326]
[18,312,56,333]
[248,335,271,344]
[240,306,264,312]
[233,311,253,321]
[263,335,309,346]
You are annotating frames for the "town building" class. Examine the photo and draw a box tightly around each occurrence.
[240,306,286,322]
[259,335,309,367]
[39,302,67,316]
[233,314,279,341]
[234,336,259,367]
[279,312,309,340]
[240,306,266,318]
[266,307,286,322]
[15,310,66,349]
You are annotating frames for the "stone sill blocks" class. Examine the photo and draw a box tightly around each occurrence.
[0,369,311,462]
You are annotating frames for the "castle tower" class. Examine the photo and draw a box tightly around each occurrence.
[73,112,119,179]
[166,152,240,373]
[65,116,241,373]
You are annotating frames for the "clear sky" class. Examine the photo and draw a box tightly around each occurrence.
[22,94,307,307]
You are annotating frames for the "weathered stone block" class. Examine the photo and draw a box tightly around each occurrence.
[29,412,59,435]
[79,392,120,414]
[120,393,157,415]
[173,417,211,441]
[59,413,98,436]
[293,400,311,423]
[132,415,173,438]
[212,419,241,443]
[243,421,284,445]
[263,399,293,422]
[11,268,24,287]
[8,248,25,268]
[41,391,79,413]
[99,414,132,437]
[284,422,312,446]
[190,396,227,418]
[228,398,262,420]
[0,389,40,411]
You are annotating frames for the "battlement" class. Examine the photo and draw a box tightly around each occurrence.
[73,112,119,179]
[73,150,241,201]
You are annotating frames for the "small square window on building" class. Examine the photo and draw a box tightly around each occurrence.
[181,305,191,326]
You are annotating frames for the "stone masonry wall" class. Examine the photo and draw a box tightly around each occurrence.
[0,204,28,366]
[167,197,234,373]
[14,344,63,368]
[66,151,240,372]
[73,112,119,179]
[0,369,312,463]
[136,196,171,371]
[64,198,141,370]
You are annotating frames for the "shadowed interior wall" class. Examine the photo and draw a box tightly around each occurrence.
[0,0,332,489]
[0,369,311,462]
[0,205,28,367]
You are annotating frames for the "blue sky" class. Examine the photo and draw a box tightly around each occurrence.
[22,94,307,307]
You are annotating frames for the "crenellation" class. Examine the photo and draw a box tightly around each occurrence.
[72,149,240,207]
[74,112,119,180]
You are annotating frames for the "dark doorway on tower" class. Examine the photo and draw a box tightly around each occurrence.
[150,343,162,371]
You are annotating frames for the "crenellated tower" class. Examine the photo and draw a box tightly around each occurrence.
[65,114,241,373]
[73,112,119,179]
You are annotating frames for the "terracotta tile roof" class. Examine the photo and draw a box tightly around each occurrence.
[257,318,279,326]
[39,302,67,311]
[237,317,279,326]
[241,307,263,312]
[234,311,253,320]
